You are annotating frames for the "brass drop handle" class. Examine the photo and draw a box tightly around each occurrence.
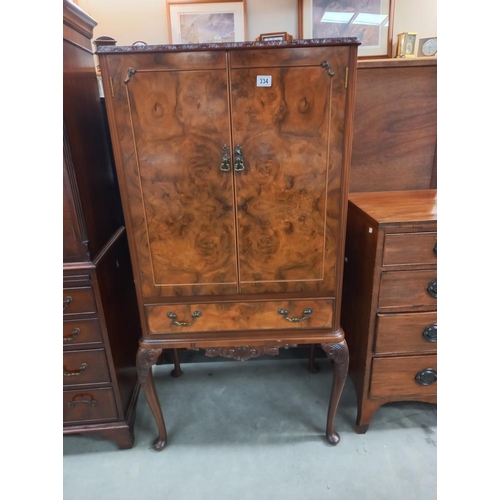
[67,397,98,408]
[415,368,437,386]
[63,328,80,342]
[234,145,245,172]
[427,279,437,298]
[63,296,73,311]
[63,363,88,376]
[278,307,313,323]
[220,144,231,172]
[167,310,202,327]
[422,324,437,343]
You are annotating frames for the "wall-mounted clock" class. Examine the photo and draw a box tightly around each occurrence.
[418,37,437,57]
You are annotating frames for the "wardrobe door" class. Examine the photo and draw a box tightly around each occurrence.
[117,59,238,298]
[229,48,349,294]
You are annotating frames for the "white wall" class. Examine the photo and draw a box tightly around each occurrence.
[76,0,436,54]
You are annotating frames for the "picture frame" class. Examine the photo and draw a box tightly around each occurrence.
[255,32,293,42]
[166,0,247,44]
[298,0,394,58]
[395,32,417,58]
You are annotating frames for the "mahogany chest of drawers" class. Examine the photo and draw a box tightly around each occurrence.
[63,236,140,448]
[341,190,437,432]
[63,0,141,448]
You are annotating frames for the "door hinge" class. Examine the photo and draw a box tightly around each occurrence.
[344,68,349,88]
[109,76,115,98]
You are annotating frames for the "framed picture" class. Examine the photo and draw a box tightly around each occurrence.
[167,0,247,44]
[298,0,394,58]
[256,32,293,42]
[396,32,417,58]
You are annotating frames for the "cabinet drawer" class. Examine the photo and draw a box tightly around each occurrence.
[374,312,437,355]
[378,270,437,309]
[63,319,103,346]
[370,355,437,398]
[63,349,110,386]
[146,300,333,334]
[63,387,118,424]
[63,287,96,316]
[383,232,437,266]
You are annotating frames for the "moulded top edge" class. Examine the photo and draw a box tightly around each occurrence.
[96,37,361,54]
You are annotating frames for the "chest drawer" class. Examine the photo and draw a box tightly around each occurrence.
[63,387,118,424]
[146,299,333,335]
[63,287,97,316]
[382,232,437,267]
[374,312,437,355]
[378,270,437,309]
[370,355,437,398]
[63,319,103,346]
[63,349,110,386]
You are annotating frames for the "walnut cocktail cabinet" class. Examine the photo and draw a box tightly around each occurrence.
[341,190,437,432]
[97,38,359,450]
[63,0,141,448]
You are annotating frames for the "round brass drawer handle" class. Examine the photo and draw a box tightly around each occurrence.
[167,310,202,327]
[277,307,313,323]
[415,368,437,386]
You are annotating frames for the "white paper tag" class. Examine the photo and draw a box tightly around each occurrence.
[256,75,272,87]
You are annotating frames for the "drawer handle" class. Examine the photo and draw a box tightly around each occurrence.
[427,279,437,298]
[167,310,202,327]
[63,328,81,342]
[278,307,313,323]
[67,397,98,408]
[415,368,437,386]
[422,324,437,343]
[234,145,245,172]
[63,363,88,377]
[433,242,437,255]
[63,296,73,310]
[220,144,231,172]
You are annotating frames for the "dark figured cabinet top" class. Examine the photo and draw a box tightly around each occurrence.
[348,190,437,227]
[96,37,360,54]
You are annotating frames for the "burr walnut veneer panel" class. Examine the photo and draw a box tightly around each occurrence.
[146,300,334,334]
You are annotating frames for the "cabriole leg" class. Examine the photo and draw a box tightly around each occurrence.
[308,344,320,373]
[136,347,167,451]
[321,339,349,445]
[170,348,183,378]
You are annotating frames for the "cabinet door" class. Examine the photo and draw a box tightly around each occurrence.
[119,59,238,298]
[230,48,349,294]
